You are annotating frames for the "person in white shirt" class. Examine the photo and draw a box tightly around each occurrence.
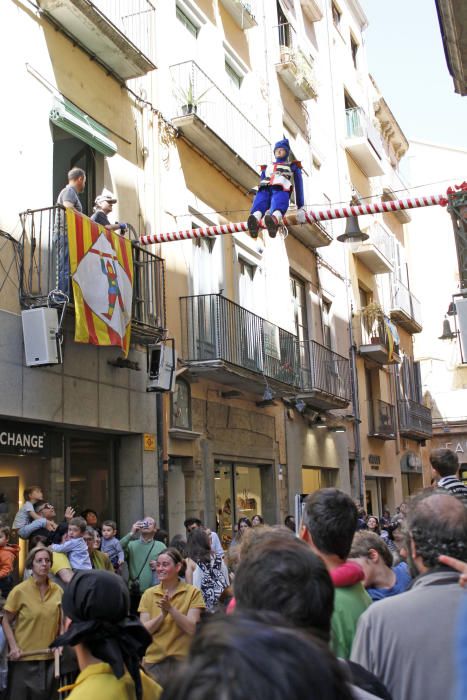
[184,518,224,558]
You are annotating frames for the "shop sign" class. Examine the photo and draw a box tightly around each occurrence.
[0,422,50,456]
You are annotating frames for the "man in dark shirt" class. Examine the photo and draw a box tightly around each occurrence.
[54,167,86,295]
[91,192,127,234]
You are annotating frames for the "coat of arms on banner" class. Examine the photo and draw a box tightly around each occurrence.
[66,210,134,355]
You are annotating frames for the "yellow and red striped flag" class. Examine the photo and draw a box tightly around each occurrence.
[66,209,133,356]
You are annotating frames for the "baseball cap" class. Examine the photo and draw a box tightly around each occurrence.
[95,190,117,205]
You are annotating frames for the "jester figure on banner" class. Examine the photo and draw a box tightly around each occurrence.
[66,209,133,356]
[247,138,305,239]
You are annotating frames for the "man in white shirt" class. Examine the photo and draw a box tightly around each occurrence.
[184,517,224,558]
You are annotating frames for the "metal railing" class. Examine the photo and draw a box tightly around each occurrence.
[398,399,432,438]
[366,222,394,266]
[360,315,396,350]
[19,206,166,339]
[170,61,270,170]
[277,23,316,84]
[298,340,351,402]
[367,399,395,438]
[345,107,384,159]
[391,280,422,327]
[91,0,157,65]
[180,294,299,387]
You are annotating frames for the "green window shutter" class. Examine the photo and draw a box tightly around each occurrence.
[49,96,117,157]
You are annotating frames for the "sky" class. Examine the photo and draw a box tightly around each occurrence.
[360,0,466,151]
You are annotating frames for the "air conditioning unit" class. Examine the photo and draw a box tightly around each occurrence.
[21,308,60,366]
[147,340,176,392]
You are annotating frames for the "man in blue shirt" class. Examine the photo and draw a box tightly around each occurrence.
[349,530,411,601]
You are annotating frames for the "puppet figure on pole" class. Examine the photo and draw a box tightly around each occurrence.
[248,138,305,238]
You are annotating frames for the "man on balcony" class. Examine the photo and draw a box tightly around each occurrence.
[54,167,86,296]
[91,191,127,235]
[248,138,305,239]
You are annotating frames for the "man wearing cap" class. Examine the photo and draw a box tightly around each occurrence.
[248,138,305,238]
[91,191,127,234]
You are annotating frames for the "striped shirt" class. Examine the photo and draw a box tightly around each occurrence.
[437,476,467,505]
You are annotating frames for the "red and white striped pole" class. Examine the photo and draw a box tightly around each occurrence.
[138,192,448,246]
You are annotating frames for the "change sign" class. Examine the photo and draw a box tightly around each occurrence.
[0,422,50,456]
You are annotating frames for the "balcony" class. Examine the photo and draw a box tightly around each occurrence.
[220,0,257,29]
[286,206,332,249]
[351,221,394,274]
[179,294,299,395]
[367,399,396,439]
[276,24,318,100]
[296,340,351,409]
[19,206,166,344]
[301,0,323,22]
[398,399,432,440]
[345,108,385,177]
[170,61,270,191]
[37,0,157,81]
[359,314,400,366]
[390,282,422,334]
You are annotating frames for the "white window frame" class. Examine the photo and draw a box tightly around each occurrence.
[176,0,207,37]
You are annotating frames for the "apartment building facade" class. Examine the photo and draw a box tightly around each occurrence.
[0,0,431,547]
[156,0,431,536]
[0,0,164,537]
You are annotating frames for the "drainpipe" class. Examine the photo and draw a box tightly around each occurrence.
[156,393,169,531]
[349,304,364,504]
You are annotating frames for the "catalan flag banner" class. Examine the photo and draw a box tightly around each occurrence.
[66,209,133,356]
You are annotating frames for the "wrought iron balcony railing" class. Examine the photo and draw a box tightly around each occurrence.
[91,0,157,63]
[367,399,396,439]
[170,61,270,171]
[368,222,394,266]
[398,399,432,439]
[180,294,298,387]
[19,206,166,343]
[391,280,422,330]
[180,294,351,404]
[298,340,351,404]
[345,107,384,159]
[276,23,318,99]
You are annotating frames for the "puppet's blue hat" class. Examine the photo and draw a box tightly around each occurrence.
[273,138,290,156]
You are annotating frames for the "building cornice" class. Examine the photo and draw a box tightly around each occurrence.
[374,97,409,162]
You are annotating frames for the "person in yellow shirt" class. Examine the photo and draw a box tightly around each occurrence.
[2,545,63,699]
[139,547,205,686]
[52,570,161,700]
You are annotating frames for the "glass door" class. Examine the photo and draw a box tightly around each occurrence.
[214,462,263,547]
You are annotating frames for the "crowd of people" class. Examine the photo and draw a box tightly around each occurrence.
[0,447,464,699]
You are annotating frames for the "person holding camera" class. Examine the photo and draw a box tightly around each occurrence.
[120,517,166,614]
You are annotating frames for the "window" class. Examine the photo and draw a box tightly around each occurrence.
[322,300,332,348]
[332,2,341,29]
[176,5,199,37]
[171,379,191,429]
[277,1,292,47]
[350,35,359,68]
[225,60,242,90]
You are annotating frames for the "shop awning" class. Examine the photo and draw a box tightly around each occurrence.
[49,95,117,157]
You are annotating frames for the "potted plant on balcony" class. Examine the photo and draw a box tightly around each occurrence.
[175,78,211,116]
[361,302,385,344]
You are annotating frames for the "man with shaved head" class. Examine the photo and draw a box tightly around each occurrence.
[351,490,467,700]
